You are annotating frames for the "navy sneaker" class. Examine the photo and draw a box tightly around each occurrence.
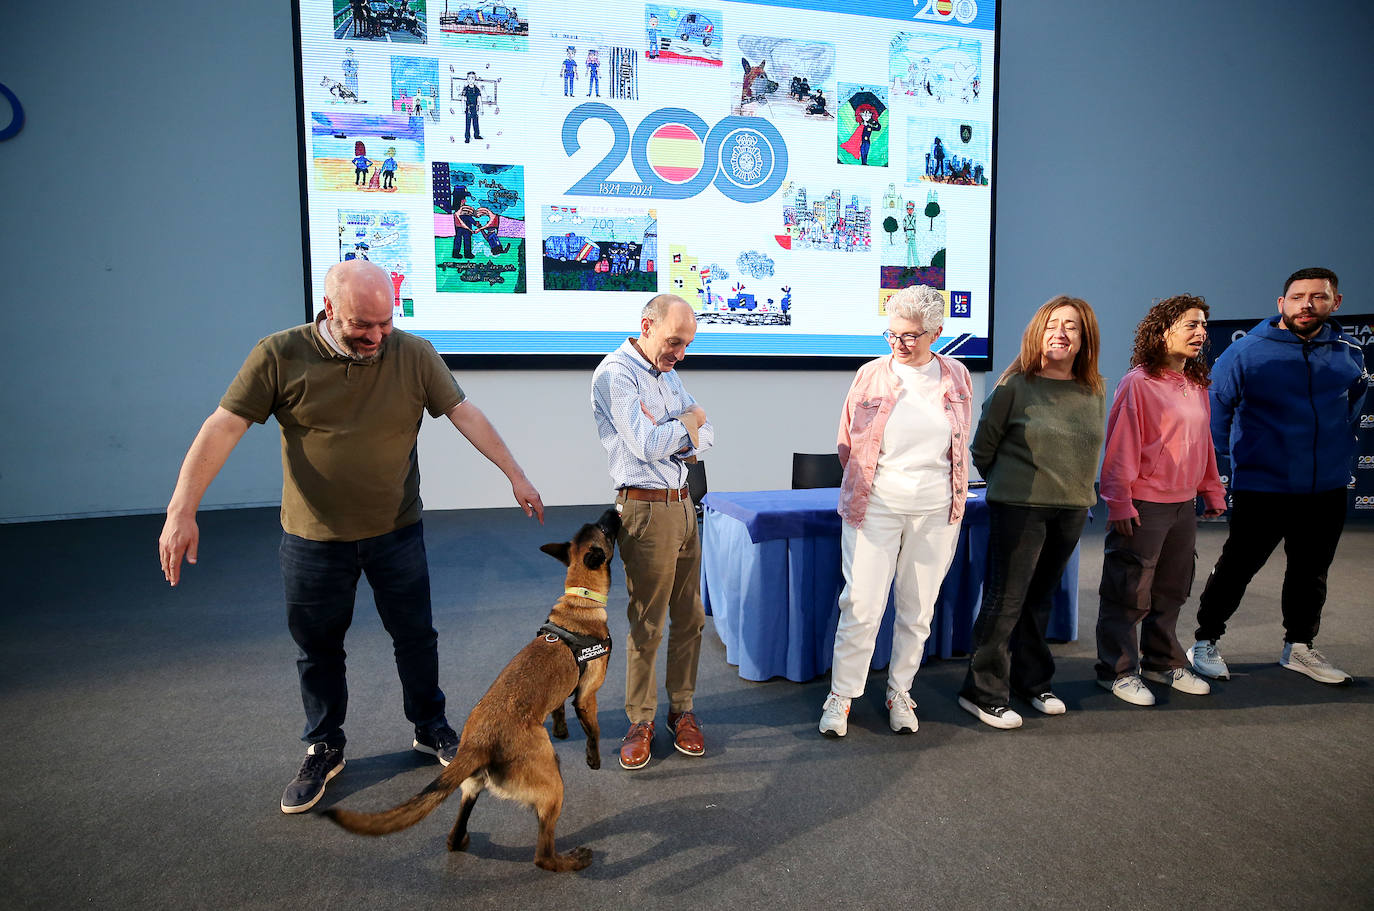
[280,743,345,814]
[413,724,460,766]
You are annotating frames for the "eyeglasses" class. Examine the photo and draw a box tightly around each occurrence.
[883,329,932,346]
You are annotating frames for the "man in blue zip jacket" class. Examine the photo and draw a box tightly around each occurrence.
[1190,267,1367,684]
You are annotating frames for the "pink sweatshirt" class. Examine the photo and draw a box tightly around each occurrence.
[1100,366,1227,521]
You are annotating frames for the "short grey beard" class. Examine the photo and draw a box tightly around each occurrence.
[329,318,384,364]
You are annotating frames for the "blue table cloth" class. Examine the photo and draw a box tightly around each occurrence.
[700,488,1079,683]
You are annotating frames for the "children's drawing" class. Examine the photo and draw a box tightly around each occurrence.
[432,162,526,293]
[908,116,990,186]
[317,47,368,105]
[439,1,529,50]
[731,36,834,121]
[670,246,792,325]
[837,84,888,167]
[879,187,946,303]
[334,0,426,42]
[644,5,723,67]
[779,181,872,253]
[310,113,425,193]
[391,56,440,122]
[542,206,657,292]
[889,31,982,106]
[338,210,414,315]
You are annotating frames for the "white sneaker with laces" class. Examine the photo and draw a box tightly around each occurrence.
[1141,665,1211,694]
[1028,692,1066,715]
[819,692,851,737]
[958,696,1023,730]
[886,687,918,734]
[1188,640,1230,679]
[1280,642,1351,684]
[1099,674,1155,706]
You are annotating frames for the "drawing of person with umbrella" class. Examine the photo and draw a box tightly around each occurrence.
[839,88,886,166]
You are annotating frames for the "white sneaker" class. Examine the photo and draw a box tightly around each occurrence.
[1141,666,1211,695]
[886,687,918,734]
[1188,640,1230,679]
[819,692,851,737]
[958,696,1023,730]
[1028,692,1066,715]
[1280,642,1352,684]
[1099,674,1155,706]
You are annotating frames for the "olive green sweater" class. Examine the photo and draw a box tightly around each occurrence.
[971,373,1106,508]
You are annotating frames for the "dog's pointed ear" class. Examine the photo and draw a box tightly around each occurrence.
[581,545,607,570]
[540,542,571,566]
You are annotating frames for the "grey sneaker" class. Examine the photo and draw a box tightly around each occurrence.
[1188,640,1230,679]
[413,724,460,766]
[1280,642,1351,684]
[886,687,918,734]
[1142,665,1211,695]
[1099,674,1155,706]
[280,743,345,814]
[819,692,850,738]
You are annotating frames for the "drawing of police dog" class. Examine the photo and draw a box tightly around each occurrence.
[324,508,620,872]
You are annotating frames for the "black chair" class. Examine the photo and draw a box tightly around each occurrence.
[686,460,708,520]
[792,452,842,489]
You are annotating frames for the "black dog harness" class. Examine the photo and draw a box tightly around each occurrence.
[539,622,612,673]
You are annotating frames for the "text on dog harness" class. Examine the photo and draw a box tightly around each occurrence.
[539,622,612,670]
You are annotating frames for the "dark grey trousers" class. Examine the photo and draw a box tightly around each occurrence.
[1095,499,1197,680]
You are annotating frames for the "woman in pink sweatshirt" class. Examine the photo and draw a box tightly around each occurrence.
[1096,294,1228,706]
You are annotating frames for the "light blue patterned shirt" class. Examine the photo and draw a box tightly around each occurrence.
[591,339,715,490]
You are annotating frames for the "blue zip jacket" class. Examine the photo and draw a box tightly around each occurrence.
[1210,316,1367,493]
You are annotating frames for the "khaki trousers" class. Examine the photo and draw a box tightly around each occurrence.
[616,494,704,723]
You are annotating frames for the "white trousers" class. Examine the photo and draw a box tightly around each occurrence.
[830,497,961,699]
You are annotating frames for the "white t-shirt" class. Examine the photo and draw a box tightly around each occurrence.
[869,356,951,514]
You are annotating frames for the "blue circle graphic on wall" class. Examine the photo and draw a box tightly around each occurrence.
[0,83,25,141]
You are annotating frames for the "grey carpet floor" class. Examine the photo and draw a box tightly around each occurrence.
[1,506,1371,910]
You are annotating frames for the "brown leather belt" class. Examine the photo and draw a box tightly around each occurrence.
[620,486,692,503]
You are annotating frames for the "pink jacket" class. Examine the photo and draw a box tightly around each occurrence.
[1100,366,1227,521]
[837,352,973,528]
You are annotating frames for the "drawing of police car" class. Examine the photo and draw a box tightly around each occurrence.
[677,12,714,46]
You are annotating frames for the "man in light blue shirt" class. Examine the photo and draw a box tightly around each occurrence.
[591,294,714,770]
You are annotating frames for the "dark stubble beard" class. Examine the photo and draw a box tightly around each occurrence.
[1281,312,1324,339]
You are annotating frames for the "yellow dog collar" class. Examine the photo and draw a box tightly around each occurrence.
[564,586,608,605]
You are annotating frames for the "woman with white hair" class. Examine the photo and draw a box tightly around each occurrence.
[820,285,974,737]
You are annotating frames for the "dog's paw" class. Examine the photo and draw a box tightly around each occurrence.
[567,846,593,870]
[447,832,471,852]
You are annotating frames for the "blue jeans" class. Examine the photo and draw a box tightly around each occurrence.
[280,520,447,749]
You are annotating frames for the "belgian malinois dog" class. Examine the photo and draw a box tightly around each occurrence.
[324,508,620,872]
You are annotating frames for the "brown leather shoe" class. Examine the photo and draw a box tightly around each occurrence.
[667,711,705,757]
[619,721,654,770]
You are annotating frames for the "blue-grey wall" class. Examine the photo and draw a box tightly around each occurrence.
[2,0,1370,521]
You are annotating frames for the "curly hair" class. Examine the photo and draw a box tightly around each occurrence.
[1130,294,1212,387]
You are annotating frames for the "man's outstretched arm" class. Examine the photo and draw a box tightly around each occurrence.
[447,400,545,523]
[159,407,252,586]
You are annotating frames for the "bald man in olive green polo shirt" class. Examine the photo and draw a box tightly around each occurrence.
[158,259,544,815]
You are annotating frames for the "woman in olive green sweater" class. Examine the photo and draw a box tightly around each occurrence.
[958,296,1106,729]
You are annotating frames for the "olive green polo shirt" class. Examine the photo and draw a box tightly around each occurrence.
[221,318,464,541]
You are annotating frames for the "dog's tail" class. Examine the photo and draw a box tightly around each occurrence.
[323,751,483,836]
